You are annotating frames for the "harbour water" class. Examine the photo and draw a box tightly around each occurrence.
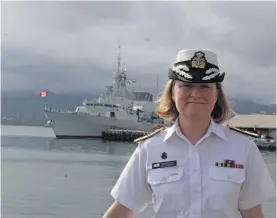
[1,125,276,218]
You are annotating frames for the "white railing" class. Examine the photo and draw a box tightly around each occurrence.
[44,107,76,113]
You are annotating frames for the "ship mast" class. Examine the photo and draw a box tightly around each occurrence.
[113,44,129,98]
[117,44,121,73]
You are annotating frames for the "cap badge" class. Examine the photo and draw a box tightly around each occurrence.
[191,51,206,69]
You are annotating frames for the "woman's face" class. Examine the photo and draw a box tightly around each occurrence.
[172,80,218,121]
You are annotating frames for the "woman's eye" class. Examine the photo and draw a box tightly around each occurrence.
[182,84,192,88]
[200,85,210,89]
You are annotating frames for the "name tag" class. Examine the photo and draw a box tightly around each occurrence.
[152,160,177,169]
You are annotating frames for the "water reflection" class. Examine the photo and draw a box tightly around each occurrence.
[46,138,137,156]
[1,135,275,162]
[1,135,275,218]
[1,136,137,156]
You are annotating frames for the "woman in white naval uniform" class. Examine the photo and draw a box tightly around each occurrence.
[102,49,276,218]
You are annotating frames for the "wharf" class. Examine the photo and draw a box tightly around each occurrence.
[102,129,149,142]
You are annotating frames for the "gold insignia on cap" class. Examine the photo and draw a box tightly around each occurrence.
[172,65,192,79]
[191,51,206,69]
[205,68,219,75]
[203,72,220,80]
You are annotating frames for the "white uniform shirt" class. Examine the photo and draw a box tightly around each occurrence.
[111,118,276,218]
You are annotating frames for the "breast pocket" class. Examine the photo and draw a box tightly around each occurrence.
[208,166,245,208]
[147,166,185,211]
[209,166,245,184]
[147,166,184,185]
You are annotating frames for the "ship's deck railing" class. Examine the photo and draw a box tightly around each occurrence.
[44,107,76,113]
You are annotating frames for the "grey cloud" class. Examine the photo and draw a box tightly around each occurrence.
[1,46,116,93]
[1,1,276,103]
[208,1,276,67]
[2,1,134,32]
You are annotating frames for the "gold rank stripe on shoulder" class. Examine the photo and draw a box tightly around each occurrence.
[228,125,258,138]
[134,127,165,143]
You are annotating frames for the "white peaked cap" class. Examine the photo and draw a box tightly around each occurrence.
[168,49,225,83]
[175,49,219,67]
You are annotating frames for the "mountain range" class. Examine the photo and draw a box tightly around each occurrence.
[1,91,276,126]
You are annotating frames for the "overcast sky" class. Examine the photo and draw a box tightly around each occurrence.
[1,1,276,104]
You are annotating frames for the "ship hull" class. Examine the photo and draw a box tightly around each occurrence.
[45,111,159,138]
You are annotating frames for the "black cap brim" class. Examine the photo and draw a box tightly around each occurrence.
[168,68,225,83]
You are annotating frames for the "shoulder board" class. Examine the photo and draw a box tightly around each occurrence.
[228,125,258,138]
[134,127,165,143]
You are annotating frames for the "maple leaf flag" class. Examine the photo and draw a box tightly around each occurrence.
[40,91,48,97]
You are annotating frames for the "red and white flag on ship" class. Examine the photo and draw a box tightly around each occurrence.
[40,91,48,97]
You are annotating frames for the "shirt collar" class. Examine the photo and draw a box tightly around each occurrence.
[163,117,227,142]
[163,119,179,142]
[208,118,227,140]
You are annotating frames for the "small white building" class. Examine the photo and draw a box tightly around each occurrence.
[228,114,276,139]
